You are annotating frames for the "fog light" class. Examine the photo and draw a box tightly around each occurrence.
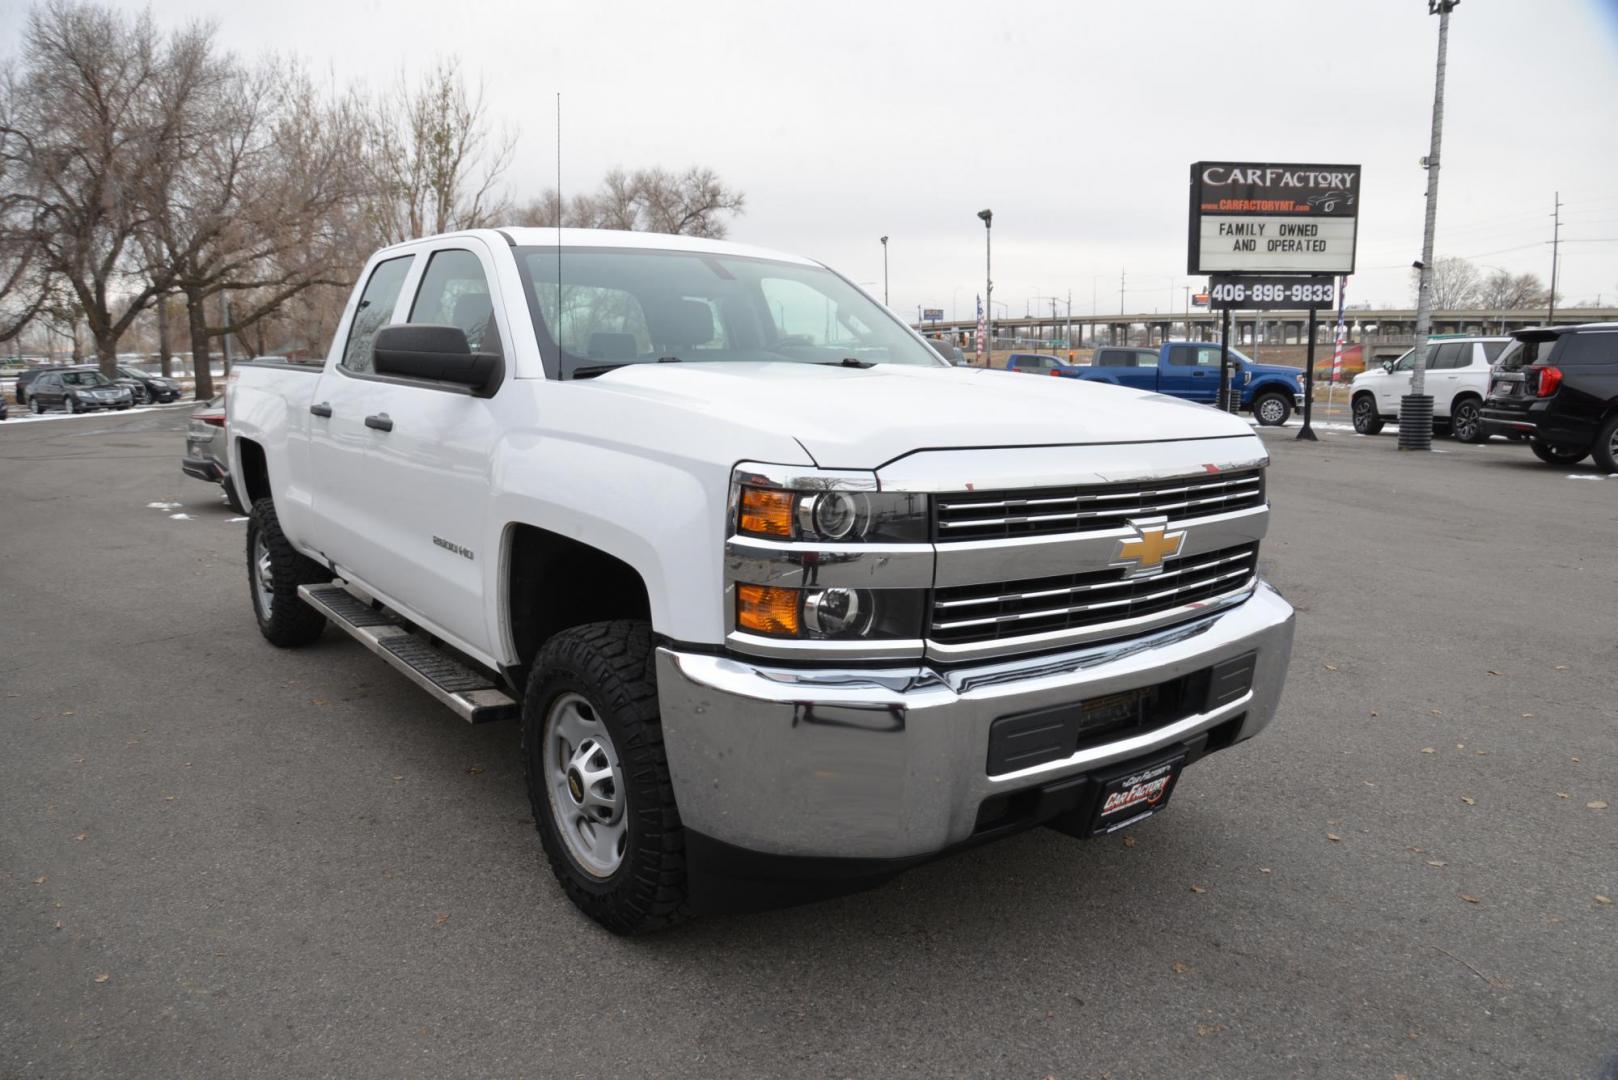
[803,588,866,635]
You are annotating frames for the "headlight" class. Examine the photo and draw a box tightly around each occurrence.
[1295,374,1306,391]
[735,483,927,544]
[728,465,930,651]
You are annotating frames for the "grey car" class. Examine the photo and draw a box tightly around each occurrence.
[181,394,245,513]
[26,369,134,413]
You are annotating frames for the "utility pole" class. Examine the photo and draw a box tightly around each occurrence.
[1119,269,1125,316]
[880,236,889,306]
[1401,0,1458,453]
[1548,193,1562,323]
[977,210,993,360]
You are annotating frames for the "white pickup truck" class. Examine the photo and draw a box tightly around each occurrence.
[229,228,1295,933]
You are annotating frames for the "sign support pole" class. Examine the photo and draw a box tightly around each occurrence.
[1218,307,1233,411]
[1297,307,1319,441]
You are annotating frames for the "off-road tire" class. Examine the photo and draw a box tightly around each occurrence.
[1253,392,1291,426]
[1592,414,1618,474]
[245,497,328,647]
[1449,397,1486,443]
[1530,438,1589,467]
[1351,394,1383,435]
[523,620,688,934]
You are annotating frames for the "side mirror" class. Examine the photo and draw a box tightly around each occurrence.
[372,324,503,396]
[1381,360,1395,374]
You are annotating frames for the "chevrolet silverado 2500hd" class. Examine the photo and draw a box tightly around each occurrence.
[228,228,1296,933]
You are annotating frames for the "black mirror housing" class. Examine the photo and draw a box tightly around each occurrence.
[372,324,502,396]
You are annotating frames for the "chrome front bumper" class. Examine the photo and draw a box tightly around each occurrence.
[657,582,1294,861]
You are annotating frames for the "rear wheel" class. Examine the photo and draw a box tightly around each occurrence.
[245,497,328,647]
[1254,392,1292,426]
[523,620,688,934]
[1351,394,1383,434]
[1530,438,1589,467]
[1592,414,1618,474]
[1449,398,1485,443]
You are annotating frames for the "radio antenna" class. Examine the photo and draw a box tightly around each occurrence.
[555,91,563,360]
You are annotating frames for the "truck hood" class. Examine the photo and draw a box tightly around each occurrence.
[584,361,1254,468]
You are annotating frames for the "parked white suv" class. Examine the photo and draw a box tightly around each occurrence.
[1350,336,1509,441]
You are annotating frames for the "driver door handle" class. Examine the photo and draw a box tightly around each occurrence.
[364,413,393,432]
[309,402,332,418]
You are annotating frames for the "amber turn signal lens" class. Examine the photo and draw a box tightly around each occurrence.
[736,584,800,636]
[739,487,794,537]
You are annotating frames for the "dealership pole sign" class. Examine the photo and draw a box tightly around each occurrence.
[1188,162,1361,275]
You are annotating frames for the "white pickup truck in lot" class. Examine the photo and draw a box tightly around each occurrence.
[228,228,1295,933]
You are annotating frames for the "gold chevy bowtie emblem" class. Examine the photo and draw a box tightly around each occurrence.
[1115,521,1185,576]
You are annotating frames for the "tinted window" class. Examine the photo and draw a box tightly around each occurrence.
[1554,331,1618,368]
[409,249,501,354]
[341,255,415,374]
[1494,337,1558,372]
[1095,350,1132,368]
[1167,345,1221,368]
[1481,341,1507,364]
[1430,343,1468,370]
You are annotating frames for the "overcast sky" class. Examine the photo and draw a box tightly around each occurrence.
[5,0,1618,319]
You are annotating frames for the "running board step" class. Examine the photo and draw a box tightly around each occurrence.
[298,584,518,724]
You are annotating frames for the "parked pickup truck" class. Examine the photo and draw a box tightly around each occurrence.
[1081,342,1306,426]
[228,228,1295,933]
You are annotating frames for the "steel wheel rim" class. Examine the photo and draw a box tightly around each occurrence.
[252,533,275,617]
[543,692,627,878]
[1261,398,1284,423]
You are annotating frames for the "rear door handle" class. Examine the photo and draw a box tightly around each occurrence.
[364,413,393,432]
[309,402,332,418]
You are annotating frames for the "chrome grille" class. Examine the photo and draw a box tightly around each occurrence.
[932,468,1264,542]
[929,543,1259,645]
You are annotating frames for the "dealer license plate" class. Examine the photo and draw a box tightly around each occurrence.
[1088,756,1185,835]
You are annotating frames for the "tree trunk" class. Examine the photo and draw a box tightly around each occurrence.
[95,334,118,378]
[187,289,215,400]
[157,296,173,379]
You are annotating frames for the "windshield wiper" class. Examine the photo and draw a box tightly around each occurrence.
[570,357,682,380]
[818,357,877,369]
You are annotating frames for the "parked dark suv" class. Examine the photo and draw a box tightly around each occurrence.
[1481,324,1618,471]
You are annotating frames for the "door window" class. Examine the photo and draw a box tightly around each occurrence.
[340,255,415,374]
[1167,345,1221,368]
[1430,343,1469,370]
[408,249,502,354]
[1481,341,1507,364]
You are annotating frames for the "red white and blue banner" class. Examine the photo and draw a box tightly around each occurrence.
[975,295,986,364]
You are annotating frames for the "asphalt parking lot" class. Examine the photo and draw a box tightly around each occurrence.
[2,408,1614,1080]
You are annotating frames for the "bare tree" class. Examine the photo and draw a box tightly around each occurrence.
[0,2,198,373]
[1411,255,1482,310]
[358,59,514,245]
[1476,268,1550,310]
[515,165,745,237]
[0,84,53,342]
[148,57,365,397]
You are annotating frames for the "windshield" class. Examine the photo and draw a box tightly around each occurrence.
[515,246,945,378]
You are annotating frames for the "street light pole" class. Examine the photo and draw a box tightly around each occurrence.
[977,210,993,360]
[1401,0,1458,453]
[880,236,889,306]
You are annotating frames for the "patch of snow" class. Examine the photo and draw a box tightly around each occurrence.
[147,501,181,509]
[169,512,191,520]
[227,516,248,523]
[1566,474,1603,481]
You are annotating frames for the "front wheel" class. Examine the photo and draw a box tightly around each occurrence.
[523,620,688,934]
[1530,438,1589,467]
[30,398,43,415]
[1592,414,1618,474]
[1449,398,1485,443]
[245,498,328,646]
[64,396,77,414]
[1352,395,1383,435]
[1253,392,1292,427]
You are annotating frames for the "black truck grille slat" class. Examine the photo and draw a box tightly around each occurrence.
[932,469,1265,541]
[930,543,1260,645]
